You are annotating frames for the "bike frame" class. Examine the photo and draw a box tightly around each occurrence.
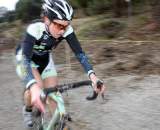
[42,92,66,130]
[35,80,102,130]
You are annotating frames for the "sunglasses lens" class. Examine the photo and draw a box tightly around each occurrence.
[53,22,68,30]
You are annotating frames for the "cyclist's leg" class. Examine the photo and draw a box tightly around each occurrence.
[41,55,71,130]
[23,68,44,128]
[40,54,64,129]
[43,76,58,112]
[42,53,65,114]
[41,53,59,113]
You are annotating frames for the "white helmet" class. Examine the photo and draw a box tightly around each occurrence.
[42,0,74,21]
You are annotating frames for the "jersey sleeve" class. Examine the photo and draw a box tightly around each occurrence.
[62,25,74,38]
[65,31,95,76]
[19,32,37,89]
[27,22,45,40]
[19,22,46,89]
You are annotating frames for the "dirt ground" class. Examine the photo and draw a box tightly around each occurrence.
[0,41,160,130]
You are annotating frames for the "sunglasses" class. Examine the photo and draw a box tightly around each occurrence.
[52,21,69,30]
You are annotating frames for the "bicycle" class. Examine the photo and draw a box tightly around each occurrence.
[31,80,103,130]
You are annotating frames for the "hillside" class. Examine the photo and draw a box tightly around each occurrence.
[0,12,160,52]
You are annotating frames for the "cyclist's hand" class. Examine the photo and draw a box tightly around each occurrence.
[30,84,45,113]
[89,73,106,94]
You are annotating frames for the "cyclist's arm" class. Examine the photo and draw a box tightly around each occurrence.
[20,33,37,89]
[20,22,44,89]
[63,26,105,94]
[63,25,95,77]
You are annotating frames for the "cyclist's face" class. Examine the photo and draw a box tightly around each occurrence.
[45,17,70,38]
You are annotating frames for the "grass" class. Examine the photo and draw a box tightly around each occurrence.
[78,19,126,39]
[0,11,159,45]
[73,12,153,41]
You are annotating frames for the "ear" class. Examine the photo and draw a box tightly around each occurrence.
[46,20,50,25]
[44,17,51,25]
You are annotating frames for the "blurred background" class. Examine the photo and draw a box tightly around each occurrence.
[1,1,160,130]
[0,0,160,48]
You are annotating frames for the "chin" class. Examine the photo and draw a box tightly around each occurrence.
[55,35,61,38]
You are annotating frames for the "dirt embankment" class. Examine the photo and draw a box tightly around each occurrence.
[82,41,160,76]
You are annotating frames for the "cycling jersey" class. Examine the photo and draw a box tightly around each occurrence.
[16,21,94,89]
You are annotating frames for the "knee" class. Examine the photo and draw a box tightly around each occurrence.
[44,77,58,88]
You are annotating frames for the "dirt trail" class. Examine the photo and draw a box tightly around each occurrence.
[0,41,160,130]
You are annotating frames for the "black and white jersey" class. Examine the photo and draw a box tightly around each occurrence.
[16,22,94,88]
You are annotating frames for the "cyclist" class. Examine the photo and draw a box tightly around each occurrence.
[15,0,105,128]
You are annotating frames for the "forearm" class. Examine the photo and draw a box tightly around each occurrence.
[76,52,95,75]
[66,32,95,76]
[22,56,36,89]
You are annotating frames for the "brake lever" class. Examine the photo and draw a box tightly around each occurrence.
[86,91,98,100]
[97,81,106,101]
[86,80,104,101]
